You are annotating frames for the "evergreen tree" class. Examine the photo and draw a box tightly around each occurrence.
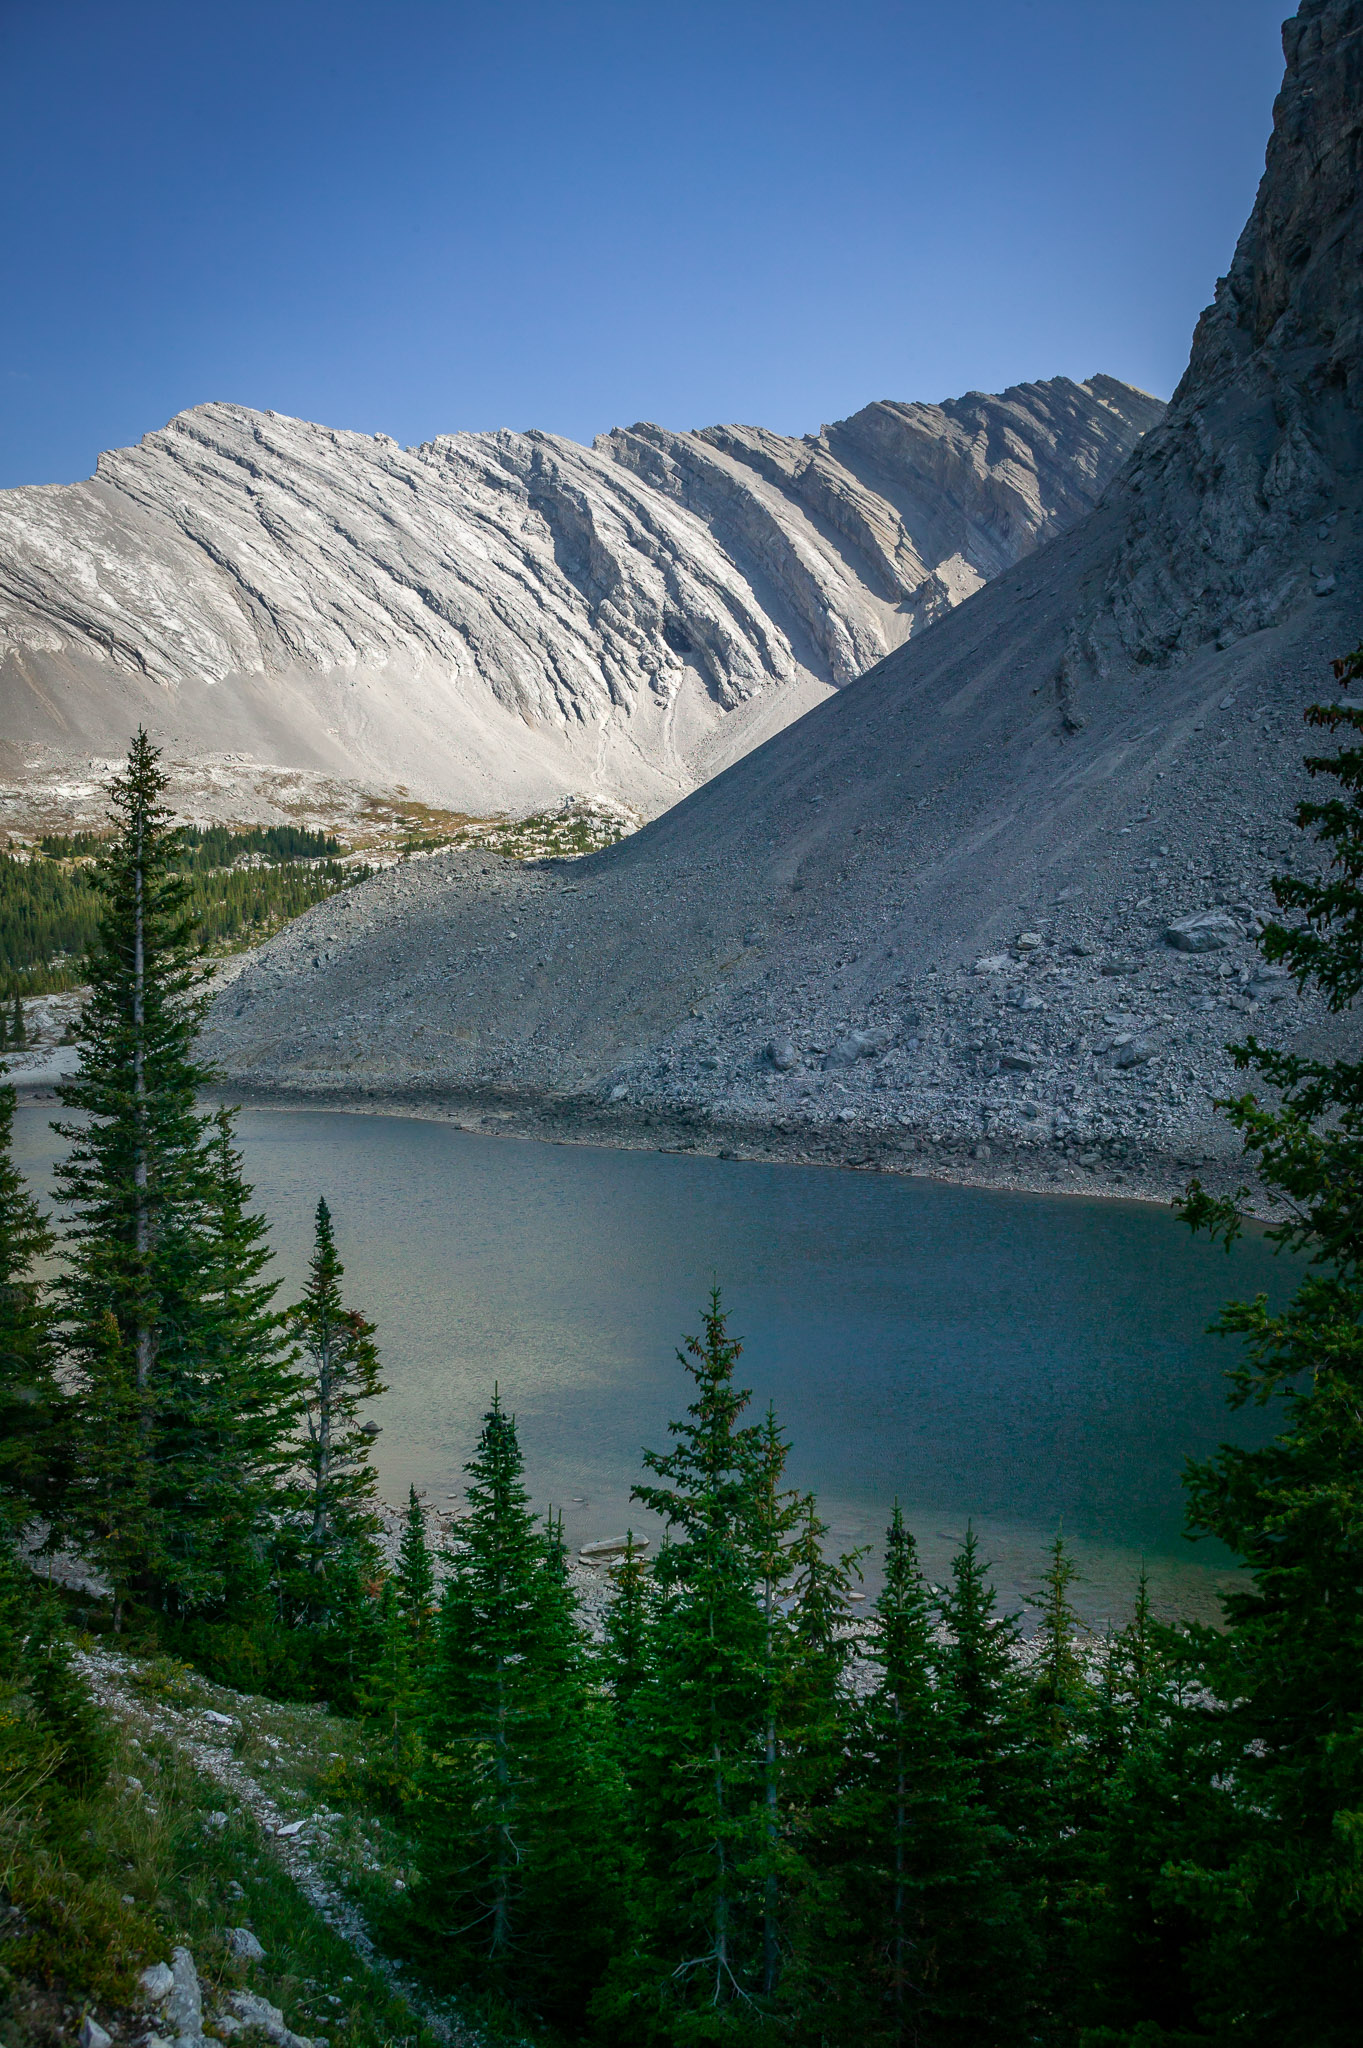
[830,1509,997,2046]
[0,1075,66,1536]
[176,1108,299,1623]
[286,1197,384,1622]
[600,1529,653,1717]
[355,1575,422,1806]
[53,732,218,1622]
[750,1408,807,2004]
[938,1525,1030,1823]
[10,998,25,1051]
[936,1526,1039,2038]
[775,1491,867,2019]
[599,1528,657,1871]
[407,1393,621,2025]
[396,1483,435,1661]
[1075,1576,1214,2045]
[0,1540,108,1793]
[1029,1530,1088,1739]
[1024,1532,1096,2034]
[1164,655,1363,2043]
[613,1289,774,2037]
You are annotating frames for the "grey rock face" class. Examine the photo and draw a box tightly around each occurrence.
[139,1961,175,2003]
[0,378,1158,817]
[221,1990,315,2048]
[1165,910,1243,951]
[166,1946,204,2043]
[1061,0,1362,702]
[204,4,1360,1198]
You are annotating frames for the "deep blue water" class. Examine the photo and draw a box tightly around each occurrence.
[15,1103,1287,1626]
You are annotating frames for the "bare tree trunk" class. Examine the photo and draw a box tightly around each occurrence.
[492,1650,512,1957]
[713,1742,729,2003]
[894,1703,906,2041]
[308,1315,333,1569]
[132,824,152,1399]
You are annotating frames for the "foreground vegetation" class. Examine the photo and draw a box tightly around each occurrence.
[2,653,1362,2044]
[0,1563,444,2047]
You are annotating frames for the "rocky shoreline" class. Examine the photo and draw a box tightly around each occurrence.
[205,1074,1255,1215]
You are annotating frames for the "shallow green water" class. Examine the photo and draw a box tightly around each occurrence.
[14,1103,1288,1628]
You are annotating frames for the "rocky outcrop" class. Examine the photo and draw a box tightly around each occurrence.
[1061,0,1362,707]
[0,377,1158,817]
[203,1,1362,1201]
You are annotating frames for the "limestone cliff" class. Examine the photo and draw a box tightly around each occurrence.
[1061,0,1361,710]
[0,377,1158,817]
[202,0,1363,1203]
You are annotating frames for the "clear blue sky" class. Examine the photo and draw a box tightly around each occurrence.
[1,0,1289,488]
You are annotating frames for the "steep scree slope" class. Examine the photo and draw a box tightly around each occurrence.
[0,378,1158,816]
[205,0,1362,1202]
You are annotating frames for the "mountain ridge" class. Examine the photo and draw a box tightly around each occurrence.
[0,375,1160,820]
[200,0,1363,1207]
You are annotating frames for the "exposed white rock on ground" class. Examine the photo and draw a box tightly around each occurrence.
[202,0,1362,1208]
[73,1645,477,2046]
[0,378,1159,820]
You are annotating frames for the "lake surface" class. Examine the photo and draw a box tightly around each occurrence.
[14,1103,1287,1628]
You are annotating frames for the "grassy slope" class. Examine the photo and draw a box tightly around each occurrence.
[1,1637,466,2048]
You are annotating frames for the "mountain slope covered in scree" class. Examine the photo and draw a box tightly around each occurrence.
[0,379,1158,817]
[206,0,1362,1203]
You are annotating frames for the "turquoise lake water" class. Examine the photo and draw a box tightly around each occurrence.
[14,1103,1287,1628]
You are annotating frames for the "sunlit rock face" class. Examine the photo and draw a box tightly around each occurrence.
[1060,0,1363,699]
[202,1,1363,1196]
[0,376,1159,815]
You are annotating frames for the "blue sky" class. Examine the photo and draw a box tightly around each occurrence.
[1,0,1288,488]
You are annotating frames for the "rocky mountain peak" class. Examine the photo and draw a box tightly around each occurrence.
[0,373,1159,820]
[1069,0,1362,684]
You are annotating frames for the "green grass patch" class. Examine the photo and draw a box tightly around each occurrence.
[0,1640,455,2048]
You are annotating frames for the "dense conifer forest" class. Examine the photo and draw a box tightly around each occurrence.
[2,660,1362,2043]
[0,823,367,1000]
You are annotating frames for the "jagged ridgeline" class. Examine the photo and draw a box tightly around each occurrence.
[202,0,1362,1199]
[0,824,367,999]
[0,376,1162,820]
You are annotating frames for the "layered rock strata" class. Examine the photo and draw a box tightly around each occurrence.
[201,0,1363,1204]
[0,378,1159,818]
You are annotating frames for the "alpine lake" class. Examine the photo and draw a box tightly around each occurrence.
[14,1102,1289,1630]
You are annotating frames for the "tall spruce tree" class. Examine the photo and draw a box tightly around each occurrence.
[936,1527,1040,2040]
[190,1109,299,1622]
[1029,1531,1089,1738]
[813,1507,992,2048]
[53,731,218,1621]
[938,1526,1030,1824]
[614,1289,774,2037]
[407,1393,621,2026]
[1023,1531,1097,2034]
[287,1197,384,1623]
[1164,655,1363,2043]
[1075,1576,1213,2045]
[600,1530,653,1719]
[396,1484,436,1662]
[0,1075,65,1537]
[750,1407,806,2004]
